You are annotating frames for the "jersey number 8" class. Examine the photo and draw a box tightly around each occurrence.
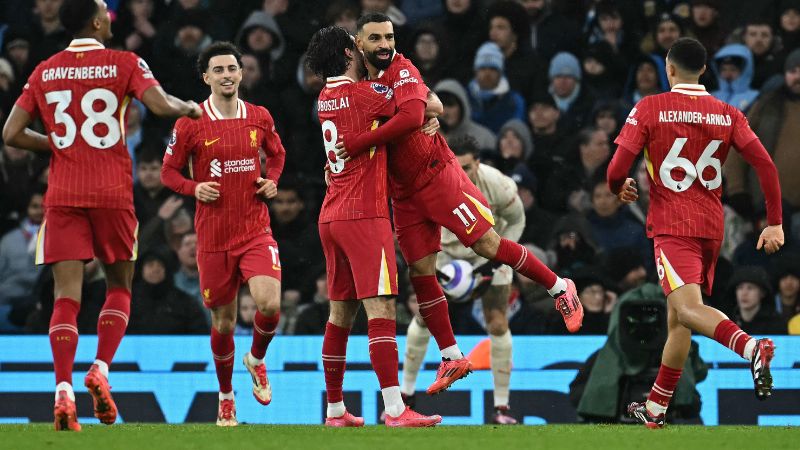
[45,88,121,150]
[321,120,345,173]
[660,137,722,193]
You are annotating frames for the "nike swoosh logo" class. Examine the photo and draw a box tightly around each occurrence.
[204,138,220,146]
[465,222,477,234]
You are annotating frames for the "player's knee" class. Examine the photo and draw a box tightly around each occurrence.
[471,232,499,259]
[213,319,236,334]
[673,304,694,328]
[486,318,508,336]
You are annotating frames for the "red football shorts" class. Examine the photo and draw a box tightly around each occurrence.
[319,217,398,301]
[393,159,495,264]
[35,206,138,265]
[653,235,721,297]
[197,233,281,309]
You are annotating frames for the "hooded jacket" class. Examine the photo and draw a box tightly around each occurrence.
[711,44,759,112]
[236,11,286,62]
[433,79,497,151]
[497,118,534,163]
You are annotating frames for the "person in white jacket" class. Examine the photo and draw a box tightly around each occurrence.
[401,136,525,424]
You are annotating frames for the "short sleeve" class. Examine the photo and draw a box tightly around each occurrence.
[14,69,40,118]
[126,52,160,100]
[730,107,759,149]
[614,98,650,153]
[163,119,194,169]
[388,58,427,106]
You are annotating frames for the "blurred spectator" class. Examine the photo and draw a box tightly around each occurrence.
[467,42,526,134]
[737,19,785,89]
[434,0,486,84]
[729,266,787,334]
[548,52,596,133]
[408,24,448,86]
[590,100,626,138]
[527,93,570,178]
[174,232,201,309]
[771,254,800,323]
[522,0,582,62]
[689,0,727,58]
[239,53,271,109]
[541,127,610,213]
[279,289,301,335]
[494,119,533,174]
[278,53,325,176]
[604,246,649,292]
[587,179,649,255]
[112,0,165,60]
[152,9,213,102]
[626,158,652,225]
[0,188,44,331]
[324,0,360,33]
[585,1,639,61]
[125,100,147,177]
[293,271,369,334]
[236,10,286,77]
[23,0,70,72]
[624,55,669,105]
[779,0,800,53]
[0,57,15,120]
[512,165,555,249]
[128,250,209,334]
[640,12,688,58]
[3,31,32,85]
[0,142,47,236]
[269,177,324,296]
[400,0,443,25]
[711,43,759,111]
[487,0,547,102]
[724,48,800,217]
[235,285,256,335]
[133,146,174,224]
[549,213,598,274]
[434,79,496,152]
[581,42,626,101]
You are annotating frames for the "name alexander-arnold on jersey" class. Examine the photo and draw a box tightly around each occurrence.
[318,97,350,112]
[658,110,732,126]
[41,65,118,82]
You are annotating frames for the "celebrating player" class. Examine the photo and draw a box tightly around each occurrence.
[336,14,584,395]
[307,26,443,427]
[401,137,523,424]
[1,0,201,432]
[161,42,286,427]
[607,37,784,428]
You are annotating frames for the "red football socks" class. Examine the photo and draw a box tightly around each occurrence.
[322,322,350,404]
[647,364,683,413]
[494,238,557,288]
[49,297,80,385]
[95,287,130,365]
[368,318,399,389]
[251,311,279,360]
[713,319,753,359]
[211,328,235,393]
[410,275,457,350]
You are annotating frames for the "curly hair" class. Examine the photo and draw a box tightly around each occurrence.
[196,41,243,77]
[305,26,355,79]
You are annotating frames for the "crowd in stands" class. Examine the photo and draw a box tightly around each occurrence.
[1,0,800,336]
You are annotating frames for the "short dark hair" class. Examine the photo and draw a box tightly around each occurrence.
[306,26,355,79]
[196,41,243,77]
[667,37,707,73]
[357,13,392,32]
[449,136,480,158]
[59,0,99,36]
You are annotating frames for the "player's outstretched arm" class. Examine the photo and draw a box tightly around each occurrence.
[737,138,784,254]
[2,105,50,153]
[141,86,202,119]
[335,99,426,159]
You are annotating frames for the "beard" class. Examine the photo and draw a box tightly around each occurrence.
[365,48,394,71]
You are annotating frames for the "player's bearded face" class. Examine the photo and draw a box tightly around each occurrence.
[359,22,395,71]
[364,46,394,71]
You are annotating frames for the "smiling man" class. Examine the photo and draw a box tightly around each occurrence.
[160,41,287,427]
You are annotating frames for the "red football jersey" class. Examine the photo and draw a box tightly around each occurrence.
[615,83,759,239]
[163,98,286,252]
[375,52,455,199]
[14,38,160,209]
[317,76,396,223]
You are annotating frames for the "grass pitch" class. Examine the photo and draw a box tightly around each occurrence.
[2,424,797,450]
